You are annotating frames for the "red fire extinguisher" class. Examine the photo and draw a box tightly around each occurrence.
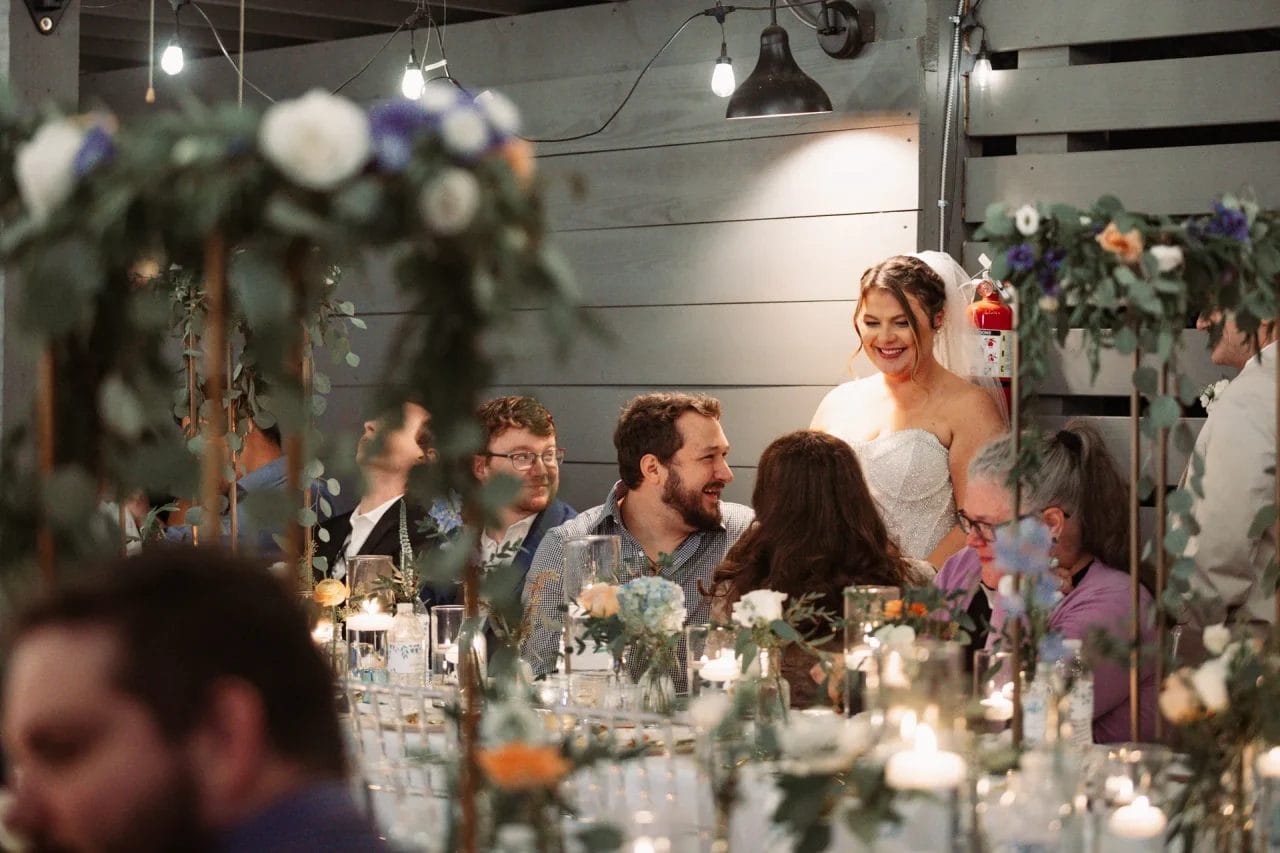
[966,279,1014,412]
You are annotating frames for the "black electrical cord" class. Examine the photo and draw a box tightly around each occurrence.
[190,2,276,102]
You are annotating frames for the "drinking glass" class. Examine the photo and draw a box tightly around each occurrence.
[429,605,464,681]
[843,584,900,715]
[562,535,622,603]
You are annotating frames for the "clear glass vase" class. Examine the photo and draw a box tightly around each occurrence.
[640,667,676,715]
[755,646,790,725]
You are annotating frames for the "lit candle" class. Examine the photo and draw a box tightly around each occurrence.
[980,684,1015,722]
[1108,795,1167,839]
[311,621,334,644]
[699,649,741,684]
[884,722,967,790]
[1259,747,1280,779]
[881,649,910,688]
[1104,774,1136,805]
[444,643,459,666]
[345,601,394,633]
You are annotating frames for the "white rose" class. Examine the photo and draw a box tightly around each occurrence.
[1150,245,1184,273]
[777,713,867,776]
[1199,379,1230,412]
[1202,624,1231,657]
[1079,215,1093,227]
[1190,658,1229,713]
[1014,204,1040,236]
[475,89,521,136]
[440,106,491,158]
[15,119,86,223]
[873,624,916,649]
[731,589,788,628]
[418,167,480,236]
[258,89,370,191]
[1038,294,1060,312]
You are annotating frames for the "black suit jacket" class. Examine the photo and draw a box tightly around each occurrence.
[314,497,430,582]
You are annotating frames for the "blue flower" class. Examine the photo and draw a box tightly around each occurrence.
[368,100,432,173]
[1038,632,1067,664]
[1007,243,1037,274]
[72,126,114,178]
[1204,201,1250,242]
[992,516,1053,575]
[427,494,463,535]
[617,575,685,637]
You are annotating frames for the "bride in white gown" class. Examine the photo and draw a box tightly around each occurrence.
[810,252,1007,566]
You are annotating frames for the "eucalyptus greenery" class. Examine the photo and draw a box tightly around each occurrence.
[0,87,584,585]
[977,194,1280,614]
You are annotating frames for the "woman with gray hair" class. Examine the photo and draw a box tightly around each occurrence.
[934,422,1156,743]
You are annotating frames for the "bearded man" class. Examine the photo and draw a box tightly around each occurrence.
[520,392,753,677]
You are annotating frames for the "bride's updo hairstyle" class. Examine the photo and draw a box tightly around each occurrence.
[852,255,949,375]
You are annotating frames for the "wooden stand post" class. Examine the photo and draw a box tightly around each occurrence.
[458,553,481,853]
[283,246,308,581]
[1009,300,1024,748]
[36,347,56,587]
[1128,351,1142,744]
[200,233,229,541]
[1154,363,1170,741]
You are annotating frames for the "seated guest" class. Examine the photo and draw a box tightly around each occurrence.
[316,401,438,579]
[1,548,384,851]
[166,416,332,559]
[711,430,930,708]
[521,392,754,677]
[472,395,576,597]
[936,423,1156,743]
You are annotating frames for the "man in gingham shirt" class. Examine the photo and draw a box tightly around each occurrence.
[521,392,754,676]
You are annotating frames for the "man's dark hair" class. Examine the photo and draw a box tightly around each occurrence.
[6,548,345,778]
[476,395,556,446]
[614,392,722,490]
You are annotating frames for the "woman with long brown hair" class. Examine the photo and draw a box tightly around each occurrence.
[710,430,930,707]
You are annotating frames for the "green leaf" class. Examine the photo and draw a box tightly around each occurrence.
[1249,504,1278,539]
[1166,488,1194,514]
[1114,326,1138,354]
[1132,366,1159,395]
[99,375,144,439]
[298,506,318,527]
[1164,526,1190,556]
[349,317,368,330]
[575,824,624,853]
[770,619,801,643]
[326,477,341,496]
[1148,395,1181,429]
[345,351,360,368]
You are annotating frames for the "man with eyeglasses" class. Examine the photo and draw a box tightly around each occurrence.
[472,396,576,596]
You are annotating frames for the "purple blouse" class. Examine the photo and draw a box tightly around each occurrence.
[935,547,1157,743]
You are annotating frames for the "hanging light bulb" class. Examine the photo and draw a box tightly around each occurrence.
[971,41,993,91]
[401,47,425,99]
[711,41,735,98]
[160,37,184,75]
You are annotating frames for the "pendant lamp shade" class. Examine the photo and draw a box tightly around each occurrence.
[726,24,832,119]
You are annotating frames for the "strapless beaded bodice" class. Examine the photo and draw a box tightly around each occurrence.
[845,429,956,561]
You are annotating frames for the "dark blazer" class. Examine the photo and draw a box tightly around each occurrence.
[314,497,430,583]
[512,499,577,600]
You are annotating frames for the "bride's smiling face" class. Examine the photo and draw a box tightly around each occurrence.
[855,288,940,378]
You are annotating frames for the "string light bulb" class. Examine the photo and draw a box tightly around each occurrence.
[160,38,184,75]
[711,42,735,98]
[401,47,425,99]
[971,40,992,91]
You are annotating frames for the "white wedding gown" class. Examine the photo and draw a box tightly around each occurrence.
[838,428,956,562]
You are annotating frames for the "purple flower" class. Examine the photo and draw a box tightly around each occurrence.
[72,126,114,178]
[1036,247,1066,293]
[1043,247,1065,270]
[368,100,432,173]
[1204,201,1250,242]
[1007,243,1037,274]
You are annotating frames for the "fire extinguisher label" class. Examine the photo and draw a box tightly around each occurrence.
[974,329,1011,379]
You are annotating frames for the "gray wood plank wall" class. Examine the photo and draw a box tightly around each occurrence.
[962,0,1280,496]
[82,0,931,513]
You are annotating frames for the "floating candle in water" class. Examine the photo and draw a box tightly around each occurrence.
[980,683,1015,722]
[1108,795,1167,839]
[345,600,394,632]
[884,721,967,790]
[1104,774,1136,805]
[699,649,741,683]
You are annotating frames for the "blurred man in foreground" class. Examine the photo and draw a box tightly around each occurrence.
[1,549,384,852]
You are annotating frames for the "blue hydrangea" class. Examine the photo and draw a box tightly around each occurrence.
[427,494,463,535]
[1204,201,1250,242]
[616,575,686,638]
[368,100,432,173]
[73,126,114,178]
[993,516,1054,575]
[1007,243,1037,274]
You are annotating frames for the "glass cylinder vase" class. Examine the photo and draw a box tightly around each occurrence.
[843,584,900,716]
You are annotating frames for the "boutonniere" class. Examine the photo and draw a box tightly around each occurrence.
[1199,379,1230,412]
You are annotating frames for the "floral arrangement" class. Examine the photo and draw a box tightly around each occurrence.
[1198,378,1230,412]
[1158,626,1280,848]
[730,589,835,720]
[989,517,1066,684]
[867,586,977,645]
[615,575,686,713]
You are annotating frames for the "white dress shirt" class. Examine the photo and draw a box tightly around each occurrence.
[333,495,403,579]
[479,514,536,567]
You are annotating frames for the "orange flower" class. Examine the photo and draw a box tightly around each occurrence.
[477,743,571,791]
[578,583,620,618]
[313,579,349,608]
[883,600,903,619]
[1095,222,1144,264]
[499,138,536,189]
[908,602,929,618]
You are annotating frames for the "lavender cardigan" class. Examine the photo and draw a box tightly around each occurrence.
[936,548,1157,743]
